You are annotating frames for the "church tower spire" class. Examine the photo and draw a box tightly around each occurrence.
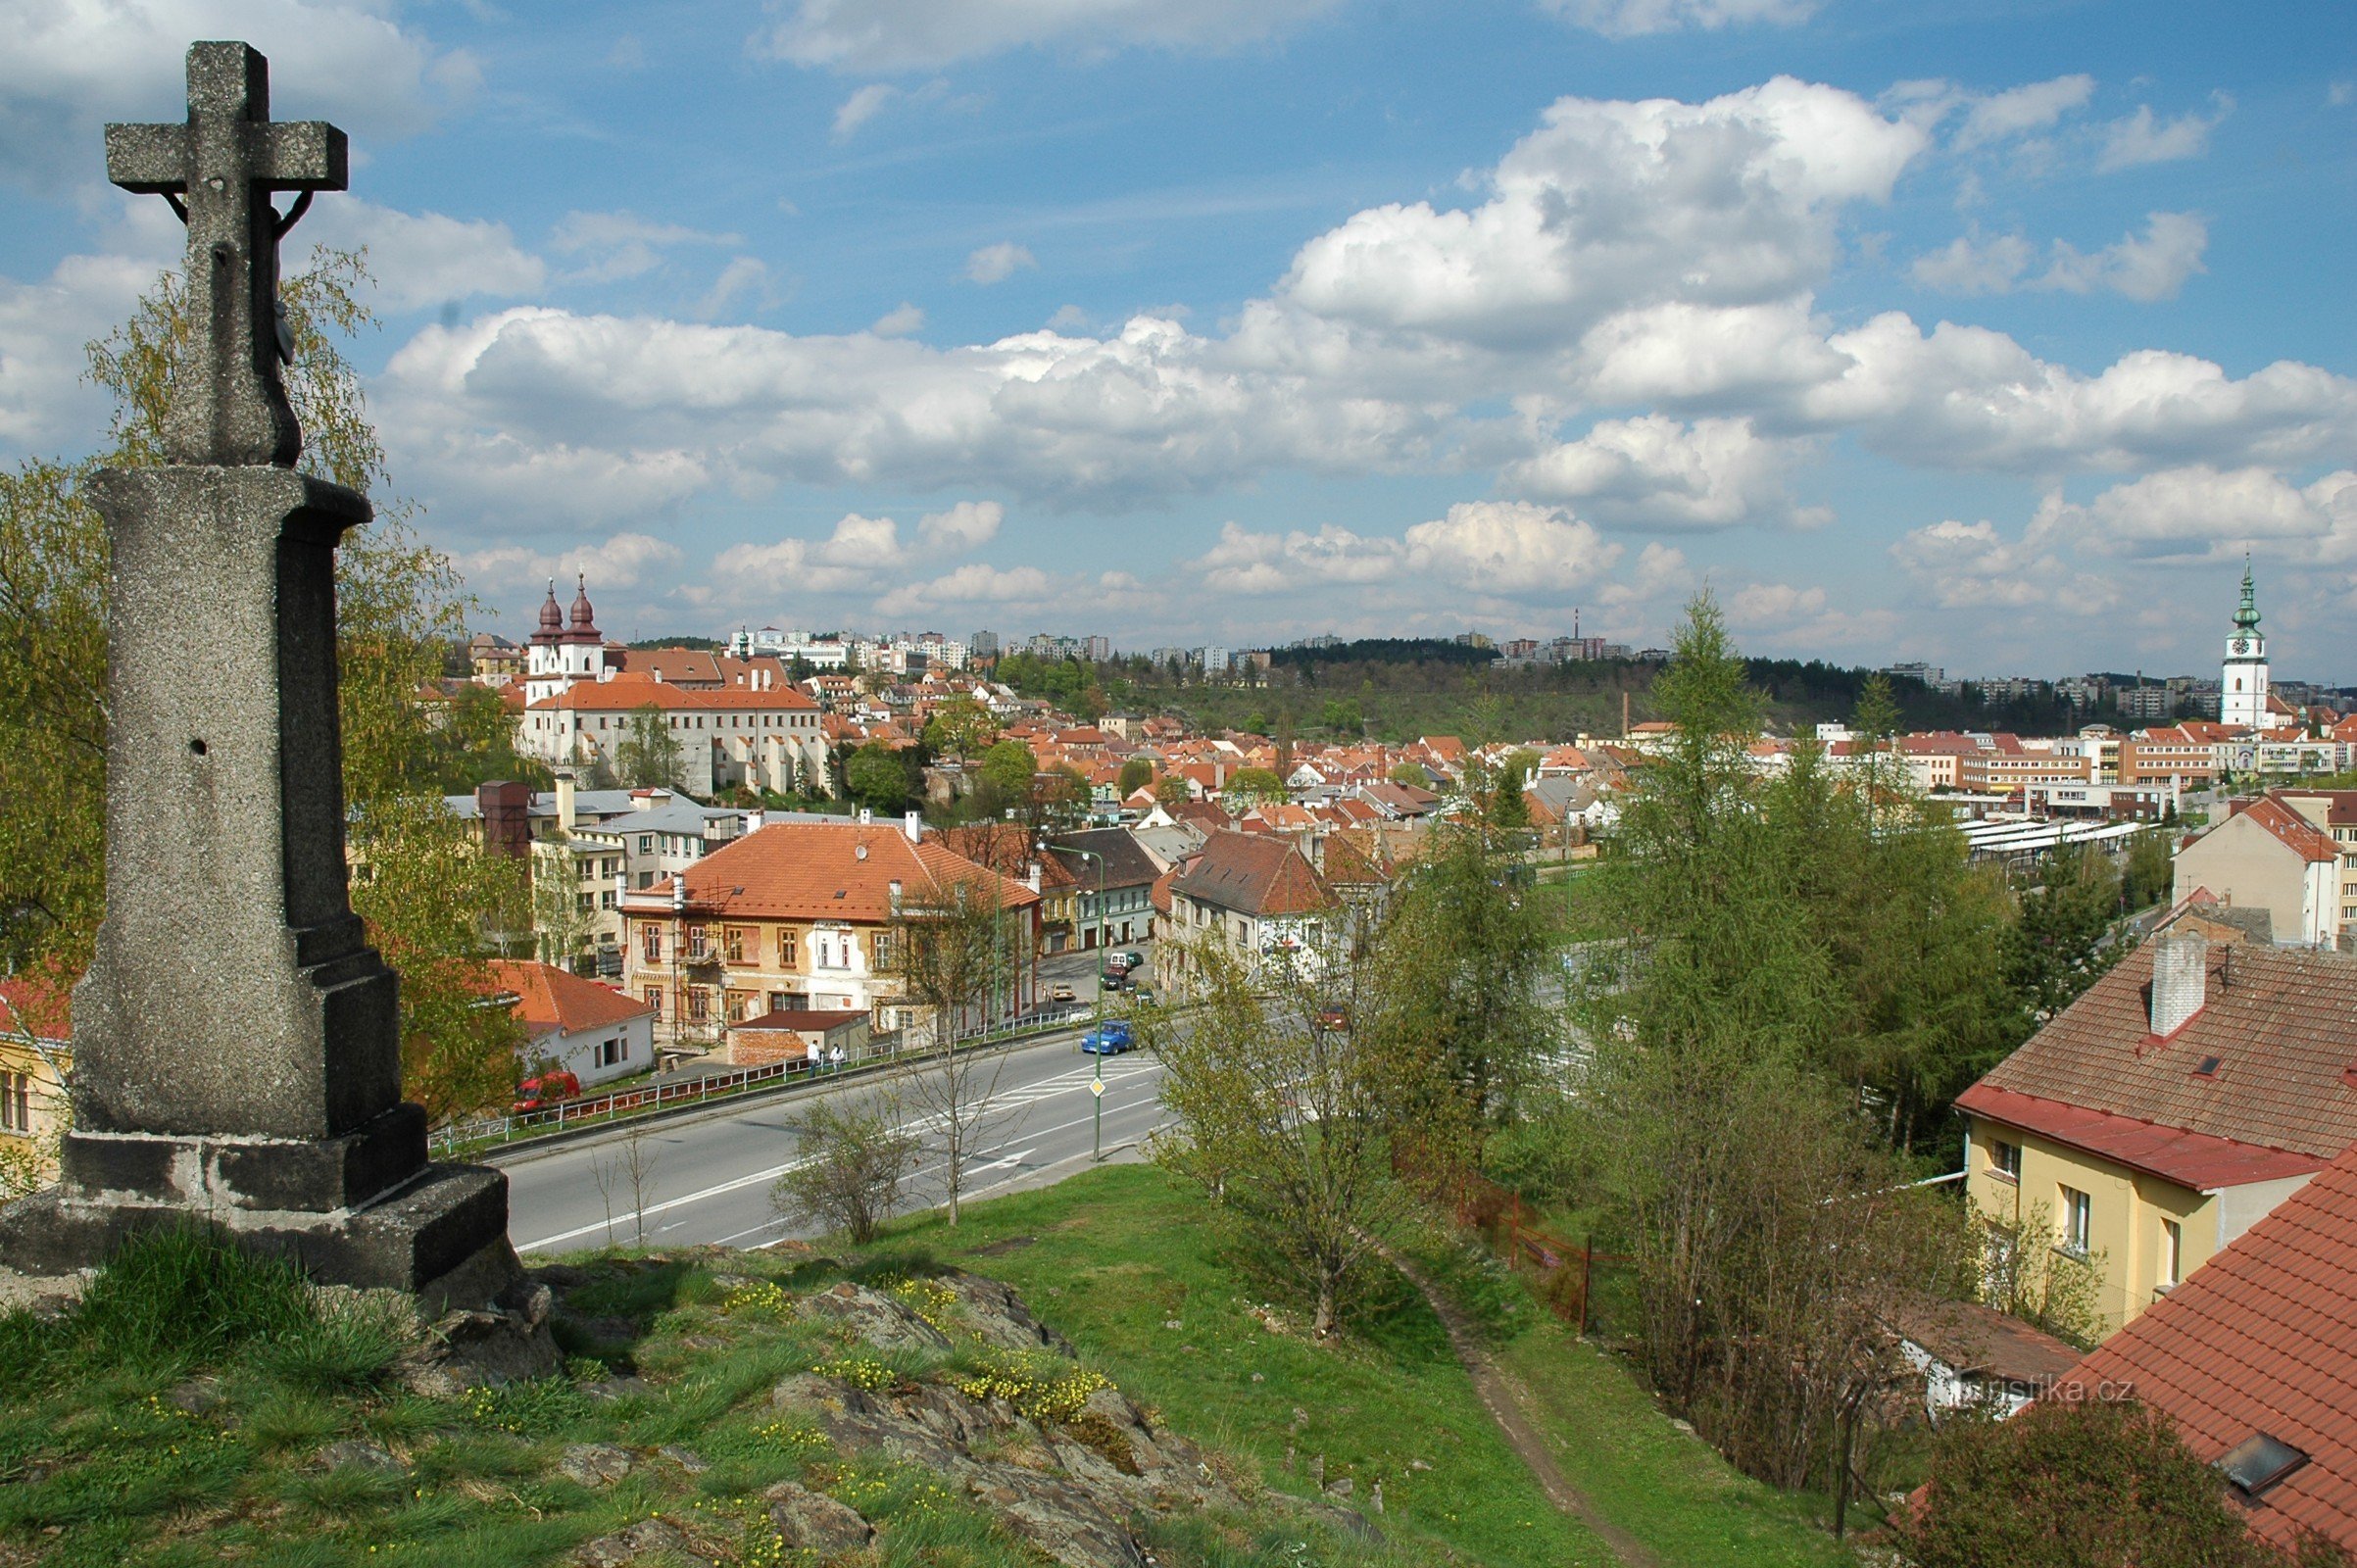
[2220,557,2270,730]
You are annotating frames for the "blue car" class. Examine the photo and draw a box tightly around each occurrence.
[1080,1019,1135,1054]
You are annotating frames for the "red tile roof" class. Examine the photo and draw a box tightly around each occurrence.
[1962,940,2357,1167]
[1954,1085,2329,1190]
[0,971,73,1043]
[2054,1140,2357,1554]
[529,673,816,713]
[485,960,653,1036]
[2211,796,2340,864]
[1171,830,1331,917]
[636,821,1038,924]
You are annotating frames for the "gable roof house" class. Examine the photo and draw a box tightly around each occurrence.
[485,959,657,1089]
[1956,931,2357,1340]
[1159,830,1333,996]
[2050,1137,2357,1556]
[2173,792,2347,949]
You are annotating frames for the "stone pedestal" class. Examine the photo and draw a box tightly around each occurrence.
[0,466,519,1310]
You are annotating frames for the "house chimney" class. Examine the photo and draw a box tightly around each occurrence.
[2151,930,2209,1036]
[904,809,923,843]
[475,780,531,859]
[554,769,576,836]
[1025,860,1042,894]
[859,807,873,826]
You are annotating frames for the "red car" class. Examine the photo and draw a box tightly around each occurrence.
[514,1070,580,1113]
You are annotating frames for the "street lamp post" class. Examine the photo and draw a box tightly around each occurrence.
[1050,839,1109,1162]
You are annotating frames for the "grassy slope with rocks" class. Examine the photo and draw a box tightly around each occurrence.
[0,1166,1853,1568]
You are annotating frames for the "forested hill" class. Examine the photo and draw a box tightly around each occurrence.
[1085,649,2080,743]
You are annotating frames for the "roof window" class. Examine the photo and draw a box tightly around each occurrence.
[2216,1434,2308,1498]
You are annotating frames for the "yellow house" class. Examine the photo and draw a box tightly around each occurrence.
[0,974,74,1193]
[1957,928,2357,1339]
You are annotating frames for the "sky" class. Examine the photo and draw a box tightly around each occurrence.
[1,0,2351,679]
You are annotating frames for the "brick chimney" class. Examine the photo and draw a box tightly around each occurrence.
[2150,930,2209,1037]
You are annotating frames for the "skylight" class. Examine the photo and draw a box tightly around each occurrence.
[2217,1434,2309,1497]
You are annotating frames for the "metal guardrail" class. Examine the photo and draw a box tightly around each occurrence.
[427,1004,1104,1158]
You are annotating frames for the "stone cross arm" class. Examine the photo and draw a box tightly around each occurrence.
[102,41,348,468]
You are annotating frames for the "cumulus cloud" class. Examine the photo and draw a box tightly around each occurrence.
[1500,416,1813,530]
[1278,76,1925,348]
[1889,514,2080,608]
[1913,213,2206,303]
[2054,466,2357,564]
[965,242,1038,285]
[303,201,546,312]
[1538,0,1820,39]
[0,0,474,190]
[750,0,1344,73]
[2097,99,2230,172]
[1727,581,1827,624]
[870,302,926,336]
[916,500,1004,550]
[0,251,161,450]
[1405,501,1619,594]
[702,504,1007,608]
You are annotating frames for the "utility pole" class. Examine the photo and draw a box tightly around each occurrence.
[1051,838,1109,1162]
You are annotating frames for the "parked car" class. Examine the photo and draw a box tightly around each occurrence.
[1315,1004,1350,1031]
[1050,982,1077,1003]
[1100,968,1130,992]
[1081,1019,1136,1054]
[513,1070,580,1113]
[1109,950,1146,972]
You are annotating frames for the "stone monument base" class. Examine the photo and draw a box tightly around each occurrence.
[0,1161,521,1314]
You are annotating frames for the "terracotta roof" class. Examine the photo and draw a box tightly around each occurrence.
[1172,830,1331,917]
[485,960,653,1036]
[633,821,1038,923]
[2053,1140,2357,1554]
[0,971,74,1043]
[1962,940,2357,1166]
[2209,796,2340,864]
[1955,1085,2329,1190]
[529,674,816,713]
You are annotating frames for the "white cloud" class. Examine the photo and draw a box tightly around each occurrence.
[751,0,1343,73]
[832,82,895,140]
[1403,502,1620,595]
[1278,77,1924,348]
[1913,213,2206,303]
[1538,0,1820,39]
[965,242,1038,285]
[1910,231,2034,295]
[2052,466,2357,564]
[876,562,1057,616]
[0,0,473,189]
[1500,416,1811,530]
[303,200,546,312]
[549,211,744,283]
[917,500,1004,550]
[0,250,160,450]
[453,531,683,597]
[870,302,926,336]
[2038,212,2207,302]
[1952,74,2095,150]
[1889,514,2078,608]
[1727,581,1826,624]
[2097,100,2229,172]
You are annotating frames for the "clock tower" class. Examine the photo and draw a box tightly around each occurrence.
[2219,562,2269,729]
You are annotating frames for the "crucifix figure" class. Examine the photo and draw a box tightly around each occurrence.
[105,41,347,468]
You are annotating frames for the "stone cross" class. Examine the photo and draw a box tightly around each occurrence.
[104,41,347,468]
[0,43,524,1316]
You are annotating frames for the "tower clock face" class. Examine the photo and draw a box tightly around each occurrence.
[2233,638,2250,655]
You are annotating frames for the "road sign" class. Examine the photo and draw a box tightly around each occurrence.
[1090,1078,1105,1098]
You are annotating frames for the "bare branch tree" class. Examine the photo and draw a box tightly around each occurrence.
[885,871,1026,1226]
[771,1095,919,1245]
[618,1125,660,1245]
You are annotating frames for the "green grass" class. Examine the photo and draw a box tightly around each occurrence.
[850,1162,1851,1568]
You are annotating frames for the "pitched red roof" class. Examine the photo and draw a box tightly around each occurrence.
[529,673,816,713]
[485,960,653,1036]
[1962,940,2357,1167]
[1171,830,1331,917]
[1954,1085,2328,1191]
[2212,796,2340,864]
[0,971,73,1043]
[634,821,1038,923]
[2053,1140,2357,1554]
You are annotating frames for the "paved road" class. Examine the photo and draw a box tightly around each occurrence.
[498,1028,1169,1255]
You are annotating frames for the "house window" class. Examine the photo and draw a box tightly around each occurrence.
[778,928,799,966]
[0,1070,27,1132]
[686,925,710,961]
[640,834,653,853]
[2060,1186,2092,1256]
[723,925,755,964]
[872,932,894,968]
[685,988,712,1023]
[640,923,663,962]
[598,1037,627,1068]
[725,989,758,1022]
[642,986,663,1019]
[2161,1218,2183,1289]
[1989,1140,2022,1182]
